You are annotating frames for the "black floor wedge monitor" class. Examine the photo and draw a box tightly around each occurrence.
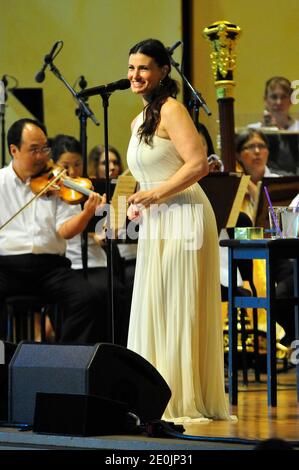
[9,342,171,425]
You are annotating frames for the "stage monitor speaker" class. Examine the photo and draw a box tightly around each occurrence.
[33,392,131,436]
[9,342,171,425]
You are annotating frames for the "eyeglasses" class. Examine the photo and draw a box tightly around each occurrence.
[242,143,268,152]
[27,146,51,156]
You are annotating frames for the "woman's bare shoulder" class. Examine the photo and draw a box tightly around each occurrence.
[161,97,188,117]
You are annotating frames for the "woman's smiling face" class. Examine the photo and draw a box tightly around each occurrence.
[128,53,168,97]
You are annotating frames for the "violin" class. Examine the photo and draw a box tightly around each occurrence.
[30,161,95,205]
[0,162,97,232]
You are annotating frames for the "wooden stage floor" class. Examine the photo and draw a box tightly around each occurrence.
[184,366,299,445]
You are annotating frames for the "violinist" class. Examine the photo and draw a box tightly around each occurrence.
[0,118,105,344]
[51,134,130,345]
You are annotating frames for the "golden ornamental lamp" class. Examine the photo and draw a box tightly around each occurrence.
[203,21,241,171]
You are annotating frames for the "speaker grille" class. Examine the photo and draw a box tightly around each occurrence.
[9,342,171,425]
[9,343,98,424]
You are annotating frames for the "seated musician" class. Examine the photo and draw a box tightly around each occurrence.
[0,118,105,344]
[51,134,131,346]
[88,143,138,291]
[248,76,299,131]
[248,76,299,175]
[88,143,123,179]
[235,128,280,219]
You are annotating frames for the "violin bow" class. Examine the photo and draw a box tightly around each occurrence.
[0,168,67,232]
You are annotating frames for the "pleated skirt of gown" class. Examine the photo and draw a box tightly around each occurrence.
[127,182,235,422]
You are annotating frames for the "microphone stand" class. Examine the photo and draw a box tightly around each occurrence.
[0,104,5,168]
[47,61,99,171]
[169,55,211,128]
[0,77,7,168]
[47,60,99,279]
[75,76,91,279]
[96,90,115,344]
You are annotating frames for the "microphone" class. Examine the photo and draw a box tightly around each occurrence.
[77,78,130,98]
[1,75,8,87]
[0,80,5,114]
[166,40,182,56]
[79,75,88,90]
[0,76,8,110]
[35,41,62,83]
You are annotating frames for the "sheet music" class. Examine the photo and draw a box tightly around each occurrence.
[251,181,262,226]
[226,175,251,227]
[110,175,137,233]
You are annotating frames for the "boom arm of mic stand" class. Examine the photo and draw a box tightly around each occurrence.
[169,57,211,117]
[47,61,99,283]
[48,62,100,126]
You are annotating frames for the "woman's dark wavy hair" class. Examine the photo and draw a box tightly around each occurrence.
[129,38,179,145]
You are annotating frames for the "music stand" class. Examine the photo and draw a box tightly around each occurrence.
[255,176,299,229]
[1,88,44,168]
[10,88,44,123]
[86,179,117,233]
[199,172,250,234]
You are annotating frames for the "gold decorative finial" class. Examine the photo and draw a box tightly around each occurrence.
[203,20,241,99]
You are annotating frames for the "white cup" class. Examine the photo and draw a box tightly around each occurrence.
[281,207,299,238]
[268,206,284,239]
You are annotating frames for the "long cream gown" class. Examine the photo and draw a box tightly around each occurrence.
[127,113,234,422]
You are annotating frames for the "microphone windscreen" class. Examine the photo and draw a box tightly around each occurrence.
[117,79,131,90]
[35,71,45,83]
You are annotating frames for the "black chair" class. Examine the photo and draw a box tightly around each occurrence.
[221,281,260,385]
[1,295,60,343]
[224,212,260,383]
[236,258,260,382]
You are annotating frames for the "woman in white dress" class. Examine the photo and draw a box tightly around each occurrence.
[126,39,234,422]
